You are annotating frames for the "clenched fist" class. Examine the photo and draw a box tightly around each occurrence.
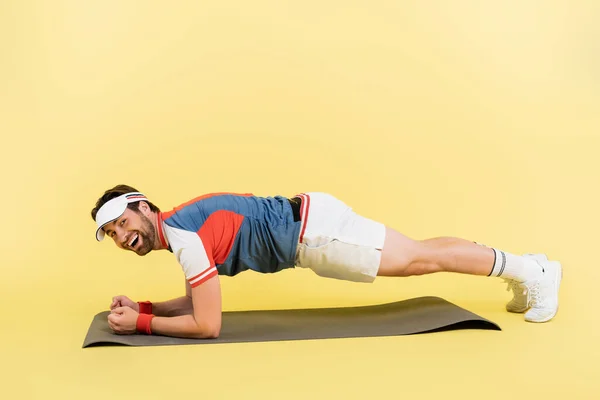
[110,295,139,312]
[108,306,138,335]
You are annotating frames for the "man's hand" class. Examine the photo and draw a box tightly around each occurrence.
[110,295,139,312]
[108,307,139,335]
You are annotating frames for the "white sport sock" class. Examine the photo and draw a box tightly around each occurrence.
[488,248,543,282]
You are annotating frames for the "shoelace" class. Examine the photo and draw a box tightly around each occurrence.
[528,283,541,306]
[504,279,526,295]
[527,280,552,308]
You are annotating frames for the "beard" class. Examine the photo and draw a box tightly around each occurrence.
[136,213,157,256]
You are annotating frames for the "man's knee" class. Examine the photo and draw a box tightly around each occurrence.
[378,228,435,277]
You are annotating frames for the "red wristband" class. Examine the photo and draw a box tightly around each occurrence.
[136,313,154,335]
[138,301,153,314]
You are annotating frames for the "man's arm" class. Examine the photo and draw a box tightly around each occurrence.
[148,280,194,317]
[109,239,222,338]
[149,274,222,339]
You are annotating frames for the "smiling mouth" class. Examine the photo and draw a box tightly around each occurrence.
[128,233,139,249]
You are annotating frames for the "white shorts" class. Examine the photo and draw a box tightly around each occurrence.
[294,192,386,283]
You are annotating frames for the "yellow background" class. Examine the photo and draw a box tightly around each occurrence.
[1,1,599,399]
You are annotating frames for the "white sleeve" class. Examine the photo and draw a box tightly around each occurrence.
[166,226,218,288]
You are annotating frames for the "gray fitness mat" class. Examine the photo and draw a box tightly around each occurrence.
[82,296,500,348]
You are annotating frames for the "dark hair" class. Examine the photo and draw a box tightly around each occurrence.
[91,184,161,221]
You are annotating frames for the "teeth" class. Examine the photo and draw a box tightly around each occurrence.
[129,234,138,247]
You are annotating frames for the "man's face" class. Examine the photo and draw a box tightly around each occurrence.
[102,206,156,256]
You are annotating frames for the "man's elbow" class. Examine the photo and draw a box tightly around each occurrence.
[203,327,221,339]
[201,324,221,339]
[193,322,221,339]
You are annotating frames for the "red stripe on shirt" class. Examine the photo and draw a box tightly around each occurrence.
[190,269,218,288]
[188,266,217,283]
[187,272,204,283]
[299,193,310,243]
[157,212,168,248]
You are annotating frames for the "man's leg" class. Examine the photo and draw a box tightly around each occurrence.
[377,227,562,323]
[378,230,496,277]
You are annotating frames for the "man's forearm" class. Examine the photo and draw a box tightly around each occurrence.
[150,296,193,317]
[150,314,220,339]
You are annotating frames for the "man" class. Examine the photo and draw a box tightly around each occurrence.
[91,184,562,339]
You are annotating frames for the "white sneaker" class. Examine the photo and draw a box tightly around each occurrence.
[504,278,529,313]
[504,254,549,313]
[522,256,562,323]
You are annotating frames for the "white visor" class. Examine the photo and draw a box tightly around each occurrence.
[95,192,148,241]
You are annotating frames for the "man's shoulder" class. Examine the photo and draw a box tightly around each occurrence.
[162,223,203,252]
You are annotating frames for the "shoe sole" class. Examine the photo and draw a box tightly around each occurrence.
[525,259,562,323]
[506,305,528,313]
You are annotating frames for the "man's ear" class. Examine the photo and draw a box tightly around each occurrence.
[138,201,151,216]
